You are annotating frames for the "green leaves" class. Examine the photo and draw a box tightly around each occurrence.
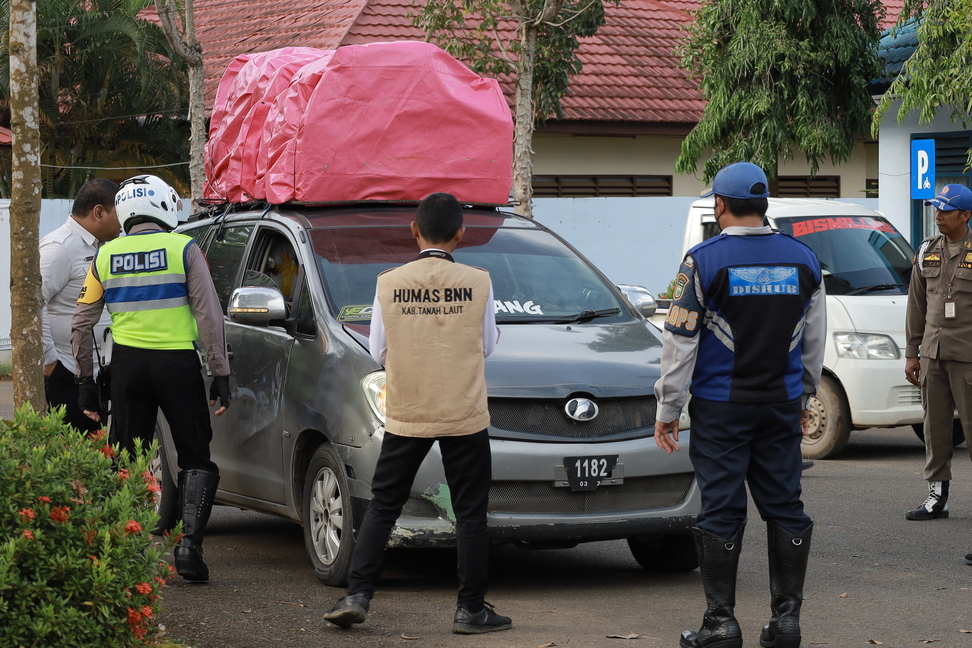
[0,0,189,197]
[676,0,885,182]
[875,0,972,150]
[0,405,177,647]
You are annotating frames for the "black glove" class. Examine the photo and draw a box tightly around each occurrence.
[76,377,100,414]
[209,375,231,409]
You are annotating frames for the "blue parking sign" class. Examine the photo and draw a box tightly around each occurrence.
[911,139,935,199]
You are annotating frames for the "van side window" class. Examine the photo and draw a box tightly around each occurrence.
[207,225,254,313]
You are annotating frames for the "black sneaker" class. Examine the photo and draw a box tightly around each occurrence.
[323,593,370,629]
[453,602,512,634]
[965,553,972,566]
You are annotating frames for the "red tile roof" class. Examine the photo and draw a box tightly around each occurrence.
[187,0,903,126]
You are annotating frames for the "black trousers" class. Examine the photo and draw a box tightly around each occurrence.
[45,360,102,433]
[109,344,217,473]
[347,429,492,611]
[689,396,811,539]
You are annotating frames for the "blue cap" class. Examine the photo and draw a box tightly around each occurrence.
[700,162,771,200]
[925,184,972,212]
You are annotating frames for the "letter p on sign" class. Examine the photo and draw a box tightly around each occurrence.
[911,139,935,200]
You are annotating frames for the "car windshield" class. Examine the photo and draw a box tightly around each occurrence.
[774,215,914,295]
[310,223,629,324]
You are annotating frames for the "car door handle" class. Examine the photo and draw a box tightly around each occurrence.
[226,343,234,360]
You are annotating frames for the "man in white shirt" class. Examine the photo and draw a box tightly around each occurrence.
[41,178,120,432]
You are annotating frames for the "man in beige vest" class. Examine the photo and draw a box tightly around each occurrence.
[324,193,509,634]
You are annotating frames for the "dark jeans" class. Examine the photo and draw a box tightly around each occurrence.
[45,360,102,433]
[110,344,217,473]
[689,396,811,539]
[347,429,492,611]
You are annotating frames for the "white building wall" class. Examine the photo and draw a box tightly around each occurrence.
[878,101,970,245]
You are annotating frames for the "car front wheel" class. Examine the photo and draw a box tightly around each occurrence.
[627,534,698,572]
[302,444,355,586]
[802,375,852,460]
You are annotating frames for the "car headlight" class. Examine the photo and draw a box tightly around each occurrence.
[833,332,900,360]
[362,371,386,424]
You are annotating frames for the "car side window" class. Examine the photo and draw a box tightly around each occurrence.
[183,222,212,252]
[243,230,301,306]
[206,225,254,313]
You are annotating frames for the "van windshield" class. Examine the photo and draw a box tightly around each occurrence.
[310,225,629,324]
[774,216,914,295]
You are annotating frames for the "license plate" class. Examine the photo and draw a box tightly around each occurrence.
[563,455,620,492]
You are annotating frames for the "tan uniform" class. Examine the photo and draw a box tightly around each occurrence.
[906,229,972,480]
[376,257,491,437]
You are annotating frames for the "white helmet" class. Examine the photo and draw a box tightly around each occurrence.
[115,174,182,233]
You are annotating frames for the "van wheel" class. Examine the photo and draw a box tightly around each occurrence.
[912,420,966,447]
[802,375,852,460]
[149,420,179,536]
[302,444,354,586]
[627,534,698,572]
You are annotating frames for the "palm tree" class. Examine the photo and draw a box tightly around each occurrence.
[0,0,189,198]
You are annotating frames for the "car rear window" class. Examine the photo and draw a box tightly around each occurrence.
[310,225,628,324]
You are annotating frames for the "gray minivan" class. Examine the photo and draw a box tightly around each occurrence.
[152,202,700,585]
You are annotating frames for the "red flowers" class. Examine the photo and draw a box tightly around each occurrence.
[118,468,130,480]
[123,520,143,536]
[22,530,34,539]
[135,582,153,595]
[18,508,35,522]
[49,506,71,524]
[99,445,115,459]
[37,496,51,504]
[88,428,107,442]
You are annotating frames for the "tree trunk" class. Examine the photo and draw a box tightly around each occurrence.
[188,53,206,202]
[155,0,205,202]
[8,0,45,412]
[512,23,538,218]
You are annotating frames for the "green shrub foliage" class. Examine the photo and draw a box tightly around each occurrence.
[0,406,176,647]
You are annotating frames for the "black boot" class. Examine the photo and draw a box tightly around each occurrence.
[905,481,949,520]
[680,525,745,648]
[174,469,220,582]
[759,522,813,648]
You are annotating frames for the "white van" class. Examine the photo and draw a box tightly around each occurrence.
[678,198,958,459]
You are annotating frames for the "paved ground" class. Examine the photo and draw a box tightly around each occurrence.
[155,427,972,648]
[7,382,972,648]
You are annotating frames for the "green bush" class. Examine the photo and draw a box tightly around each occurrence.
[0,406,177,647]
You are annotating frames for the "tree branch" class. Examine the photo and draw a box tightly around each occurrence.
[154,0,203,66]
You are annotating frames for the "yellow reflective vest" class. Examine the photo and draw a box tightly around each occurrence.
[92,231,199,350]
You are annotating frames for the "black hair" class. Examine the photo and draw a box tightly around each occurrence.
[72,178,120,218]
[721,188,769,219]
[416,192,463,243]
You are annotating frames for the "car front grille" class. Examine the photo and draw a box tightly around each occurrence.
[488,473,694,514]
[488,396,657,439]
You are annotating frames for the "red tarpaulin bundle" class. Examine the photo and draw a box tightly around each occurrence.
[204,41,513,205]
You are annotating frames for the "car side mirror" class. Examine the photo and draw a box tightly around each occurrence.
[616,284,657,318]
[227,286,288,326]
